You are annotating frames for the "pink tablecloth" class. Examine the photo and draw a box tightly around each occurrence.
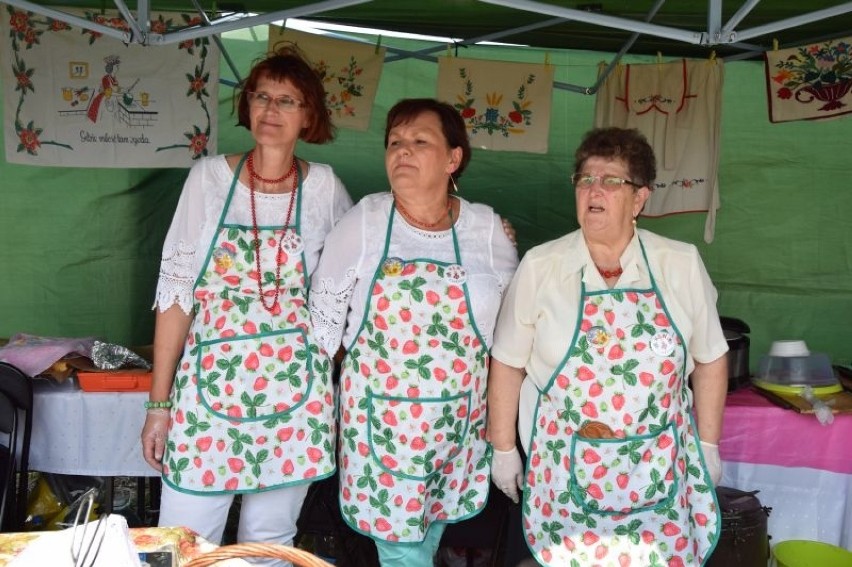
[720,387,852,475]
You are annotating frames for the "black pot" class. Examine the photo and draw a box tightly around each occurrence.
[720,316,750,391]
[706,486,771,567]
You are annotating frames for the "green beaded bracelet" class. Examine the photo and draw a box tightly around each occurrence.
[144,400,173,409]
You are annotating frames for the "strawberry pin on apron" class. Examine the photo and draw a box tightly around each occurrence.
[162,154,335,494]
[338,203,490,543]
[523,239,721,567]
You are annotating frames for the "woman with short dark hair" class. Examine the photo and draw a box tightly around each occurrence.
[310,98,518,566]
[489,127,727,566]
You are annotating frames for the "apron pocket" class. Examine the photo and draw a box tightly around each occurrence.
[196,328,315,422]
[570,421,678,515]
[367,390,472,480]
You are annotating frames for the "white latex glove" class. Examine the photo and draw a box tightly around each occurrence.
[141,410,170,472]
[492,447,524,504]
[701,441,722,485]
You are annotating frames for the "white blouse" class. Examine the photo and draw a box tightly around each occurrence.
[492,228,729,446]
[309,193,519,355]
[154,155,353,313]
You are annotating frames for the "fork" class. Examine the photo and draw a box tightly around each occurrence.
[69,488,108,567]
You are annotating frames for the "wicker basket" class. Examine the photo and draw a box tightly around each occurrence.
[184,542,335,567]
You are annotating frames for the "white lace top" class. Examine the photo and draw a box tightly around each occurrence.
[309,193,519,355]
[154,155,353,313]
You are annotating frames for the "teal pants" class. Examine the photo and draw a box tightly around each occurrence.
[373,523,447,567]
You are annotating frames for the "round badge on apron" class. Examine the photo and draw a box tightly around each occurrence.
[444,263,467,284]
[586,325,610,347]
[212,246,234,270]
[382,256,404,276]
[650,330,676,356]
[281,229,304,255]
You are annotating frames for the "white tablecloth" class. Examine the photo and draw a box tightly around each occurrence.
[29,377,157,477]
[720,388,852,551]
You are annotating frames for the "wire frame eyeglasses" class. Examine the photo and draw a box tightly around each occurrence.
[571,173,640,190]
[246,91,304,113]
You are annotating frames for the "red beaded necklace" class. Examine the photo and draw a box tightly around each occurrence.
[247,151,297,185]
[394,197,451,229]
[596,265,623,279]
[246,151,298,313]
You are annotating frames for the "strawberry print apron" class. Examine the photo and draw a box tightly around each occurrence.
[162,155,335,494]
[338,204,490,543]
[524,239,720,567]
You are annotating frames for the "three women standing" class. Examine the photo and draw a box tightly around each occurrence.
[141,47,352,564]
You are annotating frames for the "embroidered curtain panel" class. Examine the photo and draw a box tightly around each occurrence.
[594,59,724,243]
[437,56,554,154]
[268,26,385,132]
[2,6,218,168]
[764,37,852,123]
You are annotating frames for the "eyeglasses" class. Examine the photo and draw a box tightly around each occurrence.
[571,173,640,190]
[246,91,304,113]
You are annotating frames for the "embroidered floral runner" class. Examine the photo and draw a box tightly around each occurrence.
[437,56,554,153]
[1,6,218,167]
[765,37,852,123]
[268,26,385,132]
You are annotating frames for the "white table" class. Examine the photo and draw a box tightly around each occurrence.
[720,388,852,551]
[30,377,156,477]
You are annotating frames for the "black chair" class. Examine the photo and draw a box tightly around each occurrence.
[0,361,33,532]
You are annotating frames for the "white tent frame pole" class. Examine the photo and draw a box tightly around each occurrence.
[383,17,571,63]
[156,0,371,45]
[732,2,852,43]
[478,0,706,45]
[3,0,372,46]
[4,0,130,42]
[190,0,243,85]
[581,0,668,96]
[722,0,762,39]
[113,0,145,43]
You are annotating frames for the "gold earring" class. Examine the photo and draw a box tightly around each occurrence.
[632,216,637,226]
[450,175,460,193]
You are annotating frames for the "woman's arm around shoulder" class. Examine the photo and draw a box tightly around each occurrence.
[309,196,375,356]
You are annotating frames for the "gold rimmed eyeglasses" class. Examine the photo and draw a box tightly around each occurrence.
[246,91,304,113]
[571,173,640,190]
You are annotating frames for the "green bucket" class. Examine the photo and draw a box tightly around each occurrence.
[772,540,852,567]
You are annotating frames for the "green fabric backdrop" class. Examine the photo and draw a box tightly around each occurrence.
[1,29,850,372]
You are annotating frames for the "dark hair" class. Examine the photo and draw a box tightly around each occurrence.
[384,98,472,188]
[574,127,656,189]
[236,45,334,144]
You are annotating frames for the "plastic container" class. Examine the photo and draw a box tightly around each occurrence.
[772,540,852,567]
[769,340,810,357]
[755,353,837,388]
[76,369,152,392]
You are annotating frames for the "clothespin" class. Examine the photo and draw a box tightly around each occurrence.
[657,51,663,71]
[772,38,779,51]
[375,35,382,55]
[708,50,716,64]
[446,43,452,58]
[544,51,551,68]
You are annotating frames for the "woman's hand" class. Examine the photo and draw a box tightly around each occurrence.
[492,447,524,503]
[701,440,722,485]
[141,410,170,472]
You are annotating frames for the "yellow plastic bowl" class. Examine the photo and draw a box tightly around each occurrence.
[772,540,852,567]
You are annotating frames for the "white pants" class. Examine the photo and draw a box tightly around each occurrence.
[158,482,311,567]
